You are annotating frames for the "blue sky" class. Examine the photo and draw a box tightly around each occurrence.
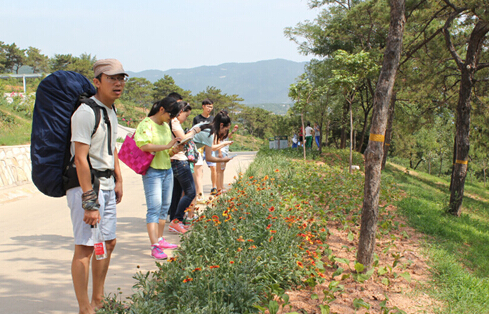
[1,0,319,72]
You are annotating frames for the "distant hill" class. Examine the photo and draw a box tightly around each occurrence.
[127,59,307,105]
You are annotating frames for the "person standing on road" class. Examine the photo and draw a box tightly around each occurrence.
[135,97,184,260]
[192,99,218,197]
[169,103,201,226]
[217,123,238,193]
[68,59,126,314]
[192,110,234,205]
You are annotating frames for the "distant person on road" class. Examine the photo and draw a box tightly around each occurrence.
[192,110,234,205]
[169,103,202,227]
[68,59,126,314]
[135,97,184,260]
[192,99,218,198]
[305,122,314,149]
[217,123,238,193]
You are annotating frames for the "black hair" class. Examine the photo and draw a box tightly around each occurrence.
[200,110,231,142]
[148,96,183,119]
[202,98,214,106]
[182,102,192,112]
[168,92,183,101]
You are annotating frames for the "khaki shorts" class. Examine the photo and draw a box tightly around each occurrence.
[67,187,117,246]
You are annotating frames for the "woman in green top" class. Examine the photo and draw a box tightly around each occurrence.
[134,97,183,260]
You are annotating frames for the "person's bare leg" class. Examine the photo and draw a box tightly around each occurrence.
[194,164,204,200]
[72,245,95,314]
[216,164,224,192]
[209,165,217,191]
[91,239,116,310]
[146,222,159,245]
[158,220,166,239]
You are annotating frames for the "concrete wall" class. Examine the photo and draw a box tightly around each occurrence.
[0,145,31,189]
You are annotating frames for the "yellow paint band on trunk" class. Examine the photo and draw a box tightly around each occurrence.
[369,133,385,142]
[455,160,468,165]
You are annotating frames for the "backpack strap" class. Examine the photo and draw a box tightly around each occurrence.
[82,98,113,156]
[62,96,115,195]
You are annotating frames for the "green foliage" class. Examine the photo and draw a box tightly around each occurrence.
[49,53,97,79]
[100,152,332,313]
[120,77,154,109]
[0,96,32,145]
[0,42,25,74]
[24,46,49,73]
[384,163,489,313]
[152,75,191,102]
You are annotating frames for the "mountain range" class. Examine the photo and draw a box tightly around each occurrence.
[127,59,307,106]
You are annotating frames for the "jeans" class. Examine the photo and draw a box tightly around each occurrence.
[315,136,320,148]
[169,160,196,222]
[142,167,173,224]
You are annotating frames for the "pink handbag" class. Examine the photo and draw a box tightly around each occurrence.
[118,133,155,175]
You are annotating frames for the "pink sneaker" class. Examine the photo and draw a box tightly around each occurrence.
[151,245,168,260]
[169,219,188,234]
[158,238,178,249]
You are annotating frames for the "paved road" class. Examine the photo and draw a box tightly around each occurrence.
[0,152,256,314]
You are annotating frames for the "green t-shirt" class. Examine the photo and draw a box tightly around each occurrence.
[134,117,172,170]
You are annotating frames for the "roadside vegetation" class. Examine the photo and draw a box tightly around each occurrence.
[98,147,489,313]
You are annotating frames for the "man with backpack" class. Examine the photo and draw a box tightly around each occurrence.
[68,59,126,313]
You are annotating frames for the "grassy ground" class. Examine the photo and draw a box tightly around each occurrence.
[0,107,31,146]
[385,163,489,313]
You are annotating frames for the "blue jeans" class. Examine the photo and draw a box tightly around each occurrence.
[142,167,173,224]
[169,160,196,222]
[315,136,320,148]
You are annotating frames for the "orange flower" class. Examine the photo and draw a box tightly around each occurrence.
[270,230,277,234]
[247,239,254,242]
[237,248,243,252]
[168,257,177,262]
[237,237,245,242]
[269,236,273,242]
[183,277,193,283]
[269,206,275,212]
[193,267,202,272]
[230,261,235,264]
[266,224,272,229]
[249,176,254,179]
[249,245,257,250]
[209,265,220,269]
[297,261,304,268]
[264,175,269,180]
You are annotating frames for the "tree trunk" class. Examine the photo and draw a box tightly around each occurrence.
[358,82,374,153]
[382,91,396,170]
[413,159,423,170]
[340,103,348,149]
[446,20,489,216]
[439,154,443,177]
[301,112,306,160]
[325,119,330,148]
[357,0,405,270]
[349,101,353,174]
[484,168,486,188]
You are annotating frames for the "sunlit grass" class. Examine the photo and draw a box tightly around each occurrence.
[384,163,489,313]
